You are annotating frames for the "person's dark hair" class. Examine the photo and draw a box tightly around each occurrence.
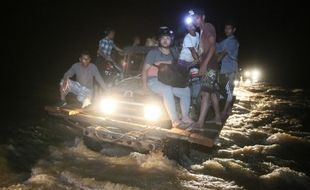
[80,51,91,58]
[158,26,174,39]
[190,8,205,16]
[225,20,237,28]
[104,27,114,37]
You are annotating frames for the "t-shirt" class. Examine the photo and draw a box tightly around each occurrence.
[63,62,105,89]
[199,23,218,70]
[144,47,179,78]
[179,32,200,62]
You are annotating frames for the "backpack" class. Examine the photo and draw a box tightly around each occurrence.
[154,48,189,88]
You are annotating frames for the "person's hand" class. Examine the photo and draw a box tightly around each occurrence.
[61,79,69,92]
[118,51,124,56]
[198,65,207,76]
[194,57,200,63]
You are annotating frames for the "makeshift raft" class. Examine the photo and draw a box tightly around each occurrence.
[45,104,227,152]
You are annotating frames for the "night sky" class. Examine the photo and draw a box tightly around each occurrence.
[4,0,309,114]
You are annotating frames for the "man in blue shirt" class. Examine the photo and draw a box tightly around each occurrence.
[217,21,239,118]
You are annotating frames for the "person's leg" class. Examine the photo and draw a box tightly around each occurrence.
[147,78,179,123]
[59,79,69,102]
[211,93,222,125]
[221,72,235,118]
[193,92,211,128]
[67,80,92,107]
[173,87,192,123]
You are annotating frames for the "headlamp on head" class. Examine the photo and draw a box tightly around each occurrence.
[185,16,193,25]
[158,26,174,39]
[184,10,196,25]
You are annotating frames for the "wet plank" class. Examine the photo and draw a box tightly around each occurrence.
[45,105,224,147]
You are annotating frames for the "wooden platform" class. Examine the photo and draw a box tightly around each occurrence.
[45,105,225,150]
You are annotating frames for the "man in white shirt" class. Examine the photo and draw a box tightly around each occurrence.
[178,24,200,69]
[178,23,201,98]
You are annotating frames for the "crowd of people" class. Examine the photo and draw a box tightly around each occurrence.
[58,8,239,130]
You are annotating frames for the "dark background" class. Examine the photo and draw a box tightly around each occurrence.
[3,0,308,118]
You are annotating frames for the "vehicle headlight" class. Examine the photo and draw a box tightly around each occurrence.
[244,70,251,77]
[144,104,161,121]
[100,98,117,114]
[251,69,260,82]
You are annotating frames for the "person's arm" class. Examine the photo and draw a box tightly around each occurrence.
[93,65,107,90]
[224,40,239,61]
[189,47,200,62]
[61,65,75,91]
[199,35,216,75]
[113,44,123,52]
[142,63,151,92]
[183,35,200,62]
[216,40,227,62]
[216,51,228,63]
[142,50,156,93]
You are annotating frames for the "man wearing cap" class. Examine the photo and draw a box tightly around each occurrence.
[189,9,222,129]
[142,26,193,128]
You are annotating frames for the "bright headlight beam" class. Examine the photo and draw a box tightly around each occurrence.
[144,104,161,121]
[244,70,251,77]
[251,69,260,82]
[100,98,117,114]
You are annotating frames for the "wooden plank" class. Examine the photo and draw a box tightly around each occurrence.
[45,106,218,147]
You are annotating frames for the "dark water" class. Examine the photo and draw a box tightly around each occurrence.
[1,83,310,190]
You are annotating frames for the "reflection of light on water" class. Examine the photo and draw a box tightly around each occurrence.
[234,80,239,86]
[3,83,310,190]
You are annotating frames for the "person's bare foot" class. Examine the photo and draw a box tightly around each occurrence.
[220,111,227,120]
[215,117,223,125]
[206,118,223,125]
[172,120,188,129]
[186,122,203,131]
[182,117,194,124]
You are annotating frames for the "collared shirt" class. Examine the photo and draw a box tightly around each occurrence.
[217,35,239,74]
[99,38,115,56]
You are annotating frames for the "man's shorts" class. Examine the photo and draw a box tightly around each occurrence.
[60,79,92,103]
[222,72,236,101]
[201,69,220,93]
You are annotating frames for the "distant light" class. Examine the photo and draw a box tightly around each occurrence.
[244,70,251,77]
[251,69,260,82]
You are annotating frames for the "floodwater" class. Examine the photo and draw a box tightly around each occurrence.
[1,83,310,190]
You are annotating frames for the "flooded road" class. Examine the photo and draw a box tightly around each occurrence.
[1,83,310,190]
